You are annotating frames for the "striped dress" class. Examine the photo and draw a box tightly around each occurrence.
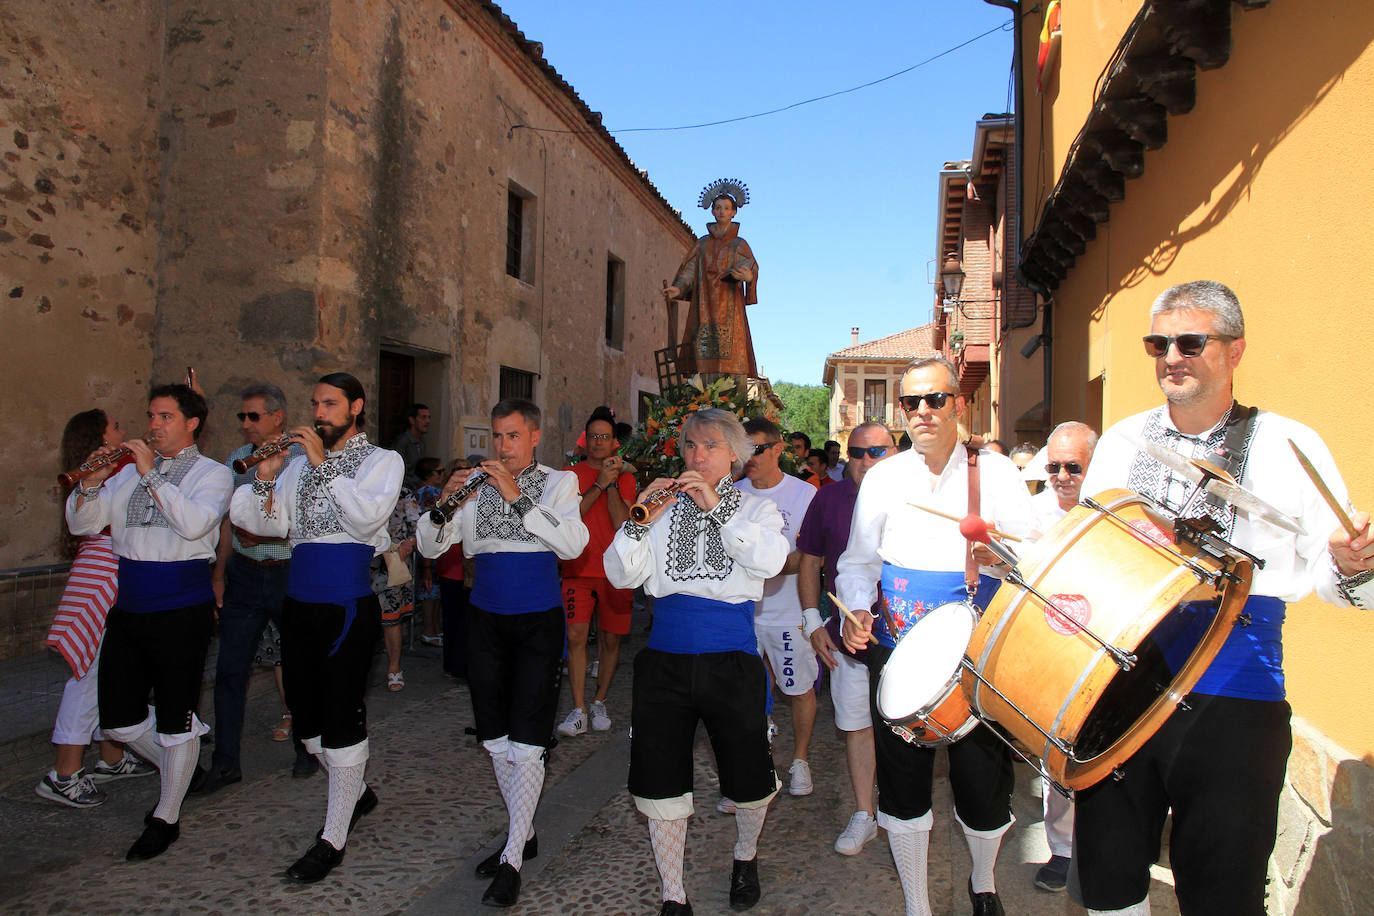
[45,534,119,678]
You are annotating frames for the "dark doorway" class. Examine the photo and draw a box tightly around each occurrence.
[378,350,415,448]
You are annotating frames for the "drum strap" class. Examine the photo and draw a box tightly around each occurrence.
[965,444,981,596]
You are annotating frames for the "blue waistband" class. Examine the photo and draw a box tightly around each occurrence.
[648,593,758,655]
[472,552,561,614]
[116,557,213,613]
[1157,595,1287,701]
[876,563,998,648]
[287,542,374,656]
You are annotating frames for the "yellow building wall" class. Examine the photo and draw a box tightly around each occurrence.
[1029,2,1374,759]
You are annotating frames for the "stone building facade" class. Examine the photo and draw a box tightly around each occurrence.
[0,0,693,657]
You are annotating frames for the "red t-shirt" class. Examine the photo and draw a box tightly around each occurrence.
[560,462,637,579]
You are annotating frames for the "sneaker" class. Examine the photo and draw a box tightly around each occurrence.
[1034,855,1070,892]
[556,708,587,737]
[419,634,443,647]
[36,769,106,808]
[716,796,737,814]
[91,754,156,783]
[834,811,877,855]
[788,758,813,796]
[589,700,612,732]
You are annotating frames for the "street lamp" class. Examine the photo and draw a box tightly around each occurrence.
[940,255,964,312]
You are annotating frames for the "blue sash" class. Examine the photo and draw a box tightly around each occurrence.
[116,557,213,613]
[287,542,374,656]
[648,593,757,655]
[472,552,561,615]
[1156,595,1287,701]
[876,563,999,648]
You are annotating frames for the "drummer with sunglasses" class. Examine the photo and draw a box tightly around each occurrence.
[1073,281,1373,916]
[837,357,1034,916]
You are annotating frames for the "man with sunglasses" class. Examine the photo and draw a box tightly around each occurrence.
[838,357,1033,916]
[796,421,895,856]
[1073,281,1373,916]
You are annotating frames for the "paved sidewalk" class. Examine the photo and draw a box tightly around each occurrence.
[0,609,1184,915]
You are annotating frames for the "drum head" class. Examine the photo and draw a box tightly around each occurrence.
[877,602,975,721]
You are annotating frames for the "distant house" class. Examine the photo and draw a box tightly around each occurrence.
[822,324,938,444]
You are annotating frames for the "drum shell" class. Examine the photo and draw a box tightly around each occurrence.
[877,601,979,747]
[963,489,1249,789]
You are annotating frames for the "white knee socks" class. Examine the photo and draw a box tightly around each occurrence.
[734,803,768,861]
[1089,901,1152,916]
[320,758,365,851]
[888,829,933,916]
[648,817,689,904]
[495,755,544,870]
[151,738,198,824]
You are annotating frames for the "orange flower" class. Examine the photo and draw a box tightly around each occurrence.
[664,438,678,457]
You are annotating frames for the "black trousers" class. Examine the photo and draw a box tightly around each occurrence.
[1073,693,1292,914]
[466,603,564,747]
[99,601,214,736]
[280,594,381,749]
[868,644,1014,829]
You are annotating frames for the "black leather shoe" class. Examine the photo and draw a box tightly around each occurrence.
[968,879,1006,916]
[285,838,344,883]
[729,858,760,910]
[474,834,537,878]
[316,786,380,841]
[188,766,241,796]
[292,754,320,778]
[126,817,180,861]
[481,862,521,907]
[659,900,693,915]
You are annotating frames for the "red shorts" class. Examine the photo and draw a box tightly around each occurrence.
[562,577,632,636]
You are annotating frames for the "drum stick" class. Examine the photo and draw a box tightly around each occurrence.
[1289,439,1359,539]
[827,592,880,646]
[906,503,1023,543]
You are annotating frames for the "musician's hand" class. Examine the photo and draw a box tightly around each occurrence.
[971,543,1008,570]
[254,446,289,481]
[290,425,326,468]
[662,286,681,301]
[127,438,157,476]
[809,626,840,671]
[186,367,205,397]
[636,477,680,524]
[79,445,123,486]
[841,610,874,654]
[440,467,478,500]
[597,455,623,491]
[676,470,720,513]
[1330,510,1374,576]
[482,459,521,503]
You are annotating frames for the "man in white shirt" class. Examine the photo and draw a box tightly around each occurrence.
[1025,420,1096,894]
[232,372,403,884]
[734,418,818,797]
[840,357,1034,916]
[605,408,788,915]
[417,398,588,908]
[1072,281,1373,916]
[66,383,232,861]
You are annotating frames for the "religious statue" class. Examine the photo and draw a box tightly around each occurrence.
[662,178,758,381]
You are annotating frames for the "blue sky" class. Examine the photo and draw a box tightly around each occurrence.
[495,1,1017,386]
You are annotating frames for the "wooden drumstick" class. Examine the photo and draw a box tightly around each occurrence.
[1289,439,1360,539]
[827,591,880,646]
[906,502,1023,543]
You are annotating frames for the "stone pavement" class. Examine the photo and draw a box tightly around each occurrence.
[0,607,1185,915]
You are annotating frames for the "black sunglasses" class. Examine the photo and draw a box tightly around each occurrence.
[751,441,780,456]
[1142,333,1234,358]
[1046,461,1084,476]
[848,445,890,460]
[236,411,262,422]
[898,392,956,412]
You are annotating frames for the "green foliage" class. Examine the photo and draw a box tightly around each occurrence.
[772,381,831,446]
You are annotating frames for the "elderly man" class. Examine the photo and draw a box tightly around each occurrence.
[1074,281,1373,915]
[606,408,788,915]
[797,421,894,855]
[1024,420,1097,893]
[840,357,1033,916]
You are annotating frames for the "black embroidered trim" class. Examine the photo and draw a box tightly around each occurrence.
[623,520,648,541]
[125,446,202,529]
[294,435,377,540]
[474,465,548,543]
[664,477,737,582]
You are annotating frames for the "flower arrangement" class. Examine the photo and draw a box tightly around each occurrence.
[620,375,787,483]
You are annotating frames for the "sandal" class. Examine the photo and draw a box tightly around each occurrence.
[387,671,405,692]
[272,713,292,742]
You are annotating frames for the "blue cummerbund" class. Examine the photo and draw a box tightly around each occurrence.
[647,593,757,655]
[472,552,561,614]
[286,542,374,605]
[876,563,998,648]
[1156,595,1287,701]
[117,557,213,613]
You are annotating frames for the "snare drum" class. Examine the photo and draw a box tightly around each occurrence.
[876,601,979,746]
[963,489,1252,789]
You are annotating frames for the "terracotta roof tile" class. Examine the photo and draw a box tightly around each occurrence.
[827,323,939,361]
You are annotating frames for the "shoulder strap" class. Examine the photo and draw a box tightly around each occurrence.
[1218,402,1259,483]
[965,445,981,593]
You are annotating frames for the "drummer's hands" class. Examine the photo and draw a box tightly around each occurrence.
[841,611,874,654]
[809,626,840,671]
[970,542,1009,571]
[1329,510,1374,576]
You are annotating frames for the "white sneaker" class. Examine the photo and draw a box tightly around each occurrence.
[834,810,878,855]
[35,768,106,808]
[716,796,737,814]
[556,708,587,737]
[788,758,814,796]
[91,753,157,783]
[589,700,612,731]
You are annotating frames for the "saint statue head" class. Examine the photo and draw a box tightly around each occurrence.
[698,177,750,225]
